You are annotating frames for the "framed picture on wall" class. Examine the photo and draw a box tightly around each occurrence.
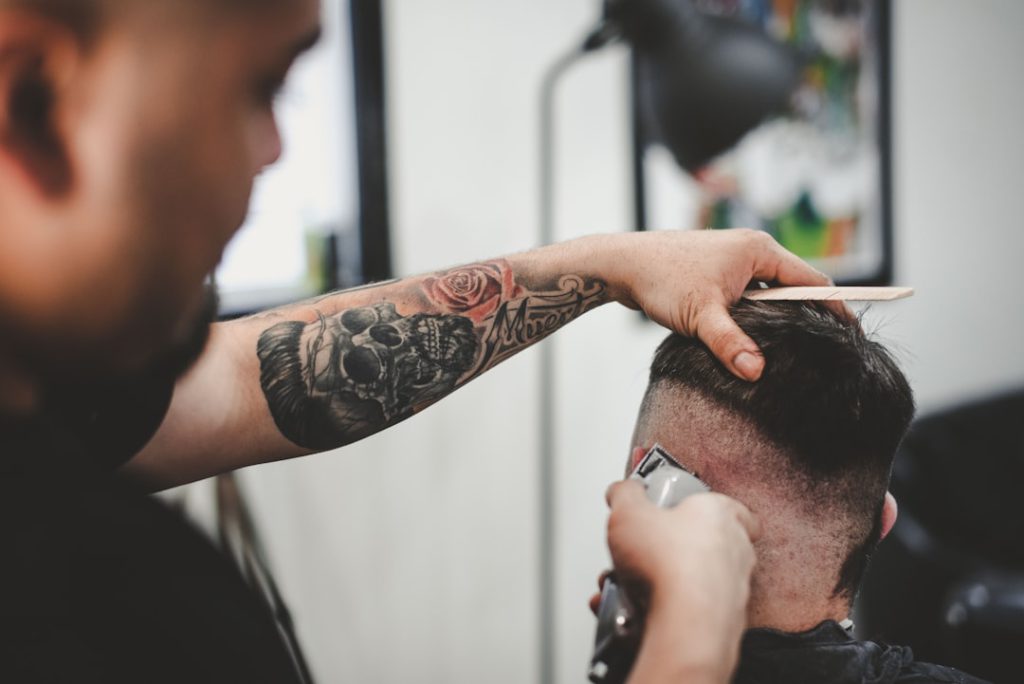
[633,0,893,285]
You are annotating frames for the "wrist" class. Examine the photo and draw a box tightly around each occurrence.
[633,580,740,684]
[569,234,637,308]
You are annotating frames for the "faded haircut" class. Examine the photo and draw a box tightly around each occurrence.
[642,300,915,599]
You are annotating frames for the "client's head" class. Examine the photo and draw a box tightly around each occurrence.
[631,300,914,631]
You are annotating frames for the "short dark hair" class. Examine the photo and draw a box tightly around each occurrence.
[645,300,915,598]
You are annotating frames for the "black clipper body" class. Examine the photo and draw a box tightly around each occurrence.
[588,444,710,684]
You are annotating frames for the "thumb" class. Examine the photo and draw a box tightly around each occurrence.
[605,479,648,509]
[724,498,763,543]
[696,306,764,382]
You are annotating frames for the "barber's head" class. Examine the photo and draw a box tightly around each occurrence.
[0,0,319,391]
[631,300,914,626]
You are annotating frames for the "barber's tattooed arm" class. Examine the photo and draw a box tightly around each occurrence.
[256,260,606,450]
[127,230,832,489]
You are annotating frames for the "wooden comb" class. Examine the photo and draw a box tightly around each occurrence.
[743,286,914,302]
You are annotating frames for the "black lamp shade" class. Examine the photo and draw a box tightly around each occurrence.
[609,0,804,172]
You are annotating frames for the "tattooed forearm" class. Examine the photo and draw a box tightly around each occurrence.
[257,260,607,450]
[421,262,605,374]
[257,304,478,450]
[473,274,605,374]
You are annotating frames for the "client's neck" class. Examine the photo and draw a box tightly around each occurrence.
[746,572,850,633]
[744,522,852,633]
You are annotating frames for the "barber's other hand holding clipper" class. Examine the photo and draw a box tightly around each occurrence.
[602,481,761,684]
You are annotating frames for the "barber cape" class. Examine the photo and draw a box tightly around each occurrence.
[732,620,989,684]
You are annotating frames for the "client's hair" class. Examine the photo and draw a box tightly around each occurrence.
[643,300,914,599]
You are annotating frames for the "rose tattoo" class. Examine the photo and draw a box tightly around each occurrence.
[422,261,523,324]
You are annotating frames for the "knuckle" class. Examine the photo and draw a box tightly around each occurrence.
[753,230,776,248]
[729,227,755,243]
[681,296,702,334]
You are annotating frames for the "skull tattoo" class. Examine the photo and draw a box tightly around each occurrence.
[258,302,478,450]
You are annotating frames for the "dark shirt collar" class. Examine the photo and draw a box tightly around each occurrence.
[734,620,915,684]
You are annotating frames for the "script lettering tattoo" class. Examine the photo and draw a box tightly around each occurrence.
[472,274,606,374]
[258,261,606,450]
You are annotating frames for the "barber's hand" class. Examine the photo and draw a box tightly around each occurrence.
[598,481,762,683]
[602,480,760,612]
[592,229,840,381]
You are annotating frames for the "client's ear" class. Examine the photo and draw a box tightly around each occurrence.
[628,446,646,472]
[879,491,898,541]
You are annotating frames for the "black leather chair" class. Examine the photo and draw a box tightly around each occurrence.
[858,389,1024,683]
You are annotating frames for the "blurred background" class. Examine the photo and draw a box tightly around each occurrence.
[186,0,1024,681]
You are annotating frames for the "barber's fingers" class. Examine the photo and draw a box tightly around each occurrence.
[735,503,762,543]
[588,570,612,616]
[607,481,762,543]
[751,237,856,322]
[696,301,856,382]
[704,233,849,380]
[751,235,832,288]
[676,491,763,544]
[710,493,763,543]
[694,305,765,381]
[605,479,648,509]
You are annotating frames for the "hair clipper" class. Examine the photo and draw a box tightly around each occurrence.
[588,445,710,684]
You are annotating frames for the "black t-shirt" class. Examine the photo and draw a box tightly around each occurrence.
[0,371,303,684]
[733,620,991,684]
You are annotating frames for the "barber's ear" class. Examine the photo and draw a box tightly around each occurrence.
[0,12,79,197]
[879,491,898,541]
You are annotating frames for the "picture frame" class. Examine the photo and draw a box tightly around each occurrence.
[632,0,893,285]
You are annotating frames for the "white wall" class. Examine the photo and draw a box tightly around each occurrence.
[881,0,1024,412]
[244,1,1024,682]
